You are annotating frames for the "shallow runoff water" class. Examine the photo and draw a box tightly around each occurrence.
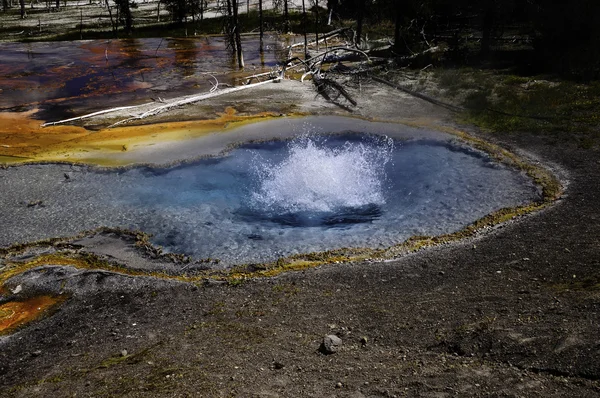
[0,36,282,117]
[0,118,541,265]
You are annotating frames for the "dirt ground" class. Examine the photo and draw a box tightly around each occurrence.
[0,73,599,398]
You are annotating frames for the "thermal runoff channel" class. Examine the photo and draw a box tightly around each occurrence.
[0,133,540,265]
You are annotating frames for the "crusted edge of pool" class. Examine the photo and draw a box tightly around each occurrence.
[0,118,564,296]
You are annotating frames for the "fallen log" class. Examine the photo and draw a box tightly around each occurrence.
[308,47,371,72]
[41,105,150,127]
[109,77,282,128]
[287,27,349,49]
[42,76,282,128]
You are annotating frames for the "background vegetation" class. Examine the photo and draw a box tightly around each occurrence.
[1,0,599,144]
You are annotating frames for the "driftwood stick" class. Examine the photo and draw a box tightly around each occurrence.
[308,47,371,66]
[41,105,150,127]
[307,47,371,77]
[108,77,282,128]
[244,68,283,84]
[287,27,348,49]
[289,33,340,49]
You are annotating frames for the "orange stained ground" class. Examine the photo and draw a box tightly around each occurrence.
[0,295,65,334]
[0,107,277,166]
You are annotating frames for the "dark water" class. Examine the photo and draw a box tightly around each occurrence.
[0,133,540,265]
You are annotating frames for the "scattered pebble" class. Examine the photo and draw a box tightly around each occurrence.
[320,334,342,355]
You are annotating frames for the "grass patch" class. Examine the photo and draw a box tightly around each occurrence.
[435,68,600,148]
[551,274,600,293]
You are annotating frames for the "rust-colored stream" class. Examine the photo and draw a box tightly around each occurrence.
[0,295,66,334]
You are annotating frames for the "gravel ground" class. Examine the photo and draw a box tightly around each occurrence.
[1,78,599,397]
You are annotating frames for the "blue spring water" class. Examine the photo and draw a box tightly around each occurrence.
[0,132,540,266]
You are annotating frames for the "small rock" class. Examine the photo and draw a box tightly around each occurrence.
[121,349,128,357]
[11,284,22,294]
[320,334,342,355]
[26,200,44,208]
[272,360,285,370]
[31,350,42,357]
[360,336,368,346]
[335,382,343,388]
[203,279,227,287]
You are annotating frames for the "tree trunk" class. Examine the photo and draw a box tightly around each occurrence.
[232,0,244,68]
[283,0,289,33]
[19,0,25,18]
[480,1,494,59]
[302,0,307,59]
[315,0,319,50]
[225,0,237,53]
[259,0,263,46]
[393,3,401,53]
[355,0,365,47]
[124,3,133,34]
[107,4,117,37]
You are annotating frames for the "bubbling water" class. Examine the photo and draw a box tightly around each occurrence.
[0,126,541,265]
[250,135,394,215]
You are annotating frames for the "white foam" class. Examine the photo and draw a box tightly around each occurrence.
[251,136,393,213]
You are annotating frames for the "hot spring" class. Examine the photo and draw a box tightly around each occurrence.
[0,118,541,266]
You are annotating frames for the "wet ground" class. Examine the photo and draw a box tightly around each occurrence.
[0,36,283,119]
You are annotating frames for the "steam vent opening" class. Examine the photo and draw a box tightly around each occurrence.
[0,117,541,267]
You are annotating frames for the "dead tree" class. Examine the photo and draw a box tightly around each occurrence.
[19,0,26,18]
[224,0,236,52]
[259,0,263,48]
[393,4,401,53]
[114,0,135,35]
[355,0,365,47]
[302,0,308,58]
[232,0,244,68]
[283,0,289,32]
[314,0,319,50]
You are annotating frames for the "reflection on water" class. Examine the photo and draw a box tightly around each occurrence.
[0,36,283,117]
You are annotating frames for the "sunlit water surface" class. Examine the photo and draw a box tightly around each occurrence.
[0,133,540,265]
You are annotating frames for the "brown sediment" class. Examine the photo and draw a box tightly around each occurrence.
[0,107,280,166]
[0,295,66,335]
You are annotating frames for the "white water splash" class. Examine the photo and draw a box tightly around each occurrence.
[251,136,393,213]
